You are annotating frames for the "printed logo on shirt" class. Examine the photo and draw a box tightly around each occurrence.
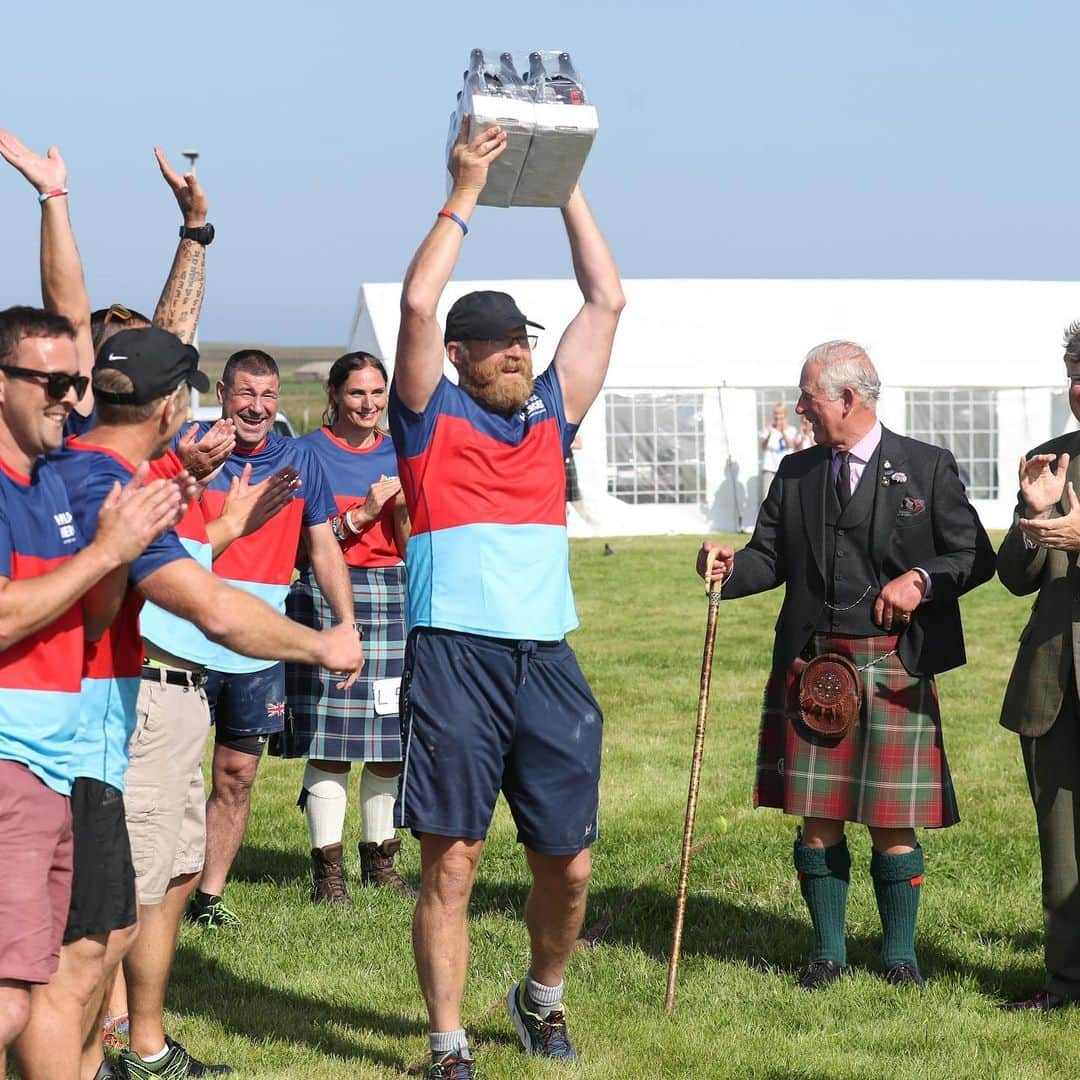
[53,511,77,545]
[522,395,547,420]
[266,701,285,719]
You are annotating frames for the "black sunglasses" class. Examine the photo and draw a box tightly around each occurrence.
[0,364,90,401]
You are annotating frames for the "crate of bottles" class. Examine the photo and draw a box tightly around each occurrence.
[445,49,599,208]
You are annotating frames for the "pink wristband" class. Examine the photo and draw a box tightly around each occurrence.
[38,188,69,204]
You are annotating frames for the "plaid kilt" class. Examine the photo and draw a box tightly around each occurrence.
[754,633,960,829]
[273,563,406,762]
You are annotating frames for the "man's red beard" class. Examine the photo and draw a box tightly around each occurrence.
[458,355,535,415]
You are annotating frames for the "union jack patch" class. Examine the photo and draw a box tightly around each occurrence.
[266,701,286,719]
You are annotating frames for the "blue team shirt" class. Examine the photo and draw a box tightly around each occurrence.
[0,457,86,794]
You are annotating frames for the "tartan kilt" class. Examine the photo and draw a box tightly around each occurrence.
[754,633,960,829]
[273,563,406,762]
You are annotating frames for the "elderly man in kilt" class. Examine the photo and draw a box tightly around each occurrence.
[699,340,995,990]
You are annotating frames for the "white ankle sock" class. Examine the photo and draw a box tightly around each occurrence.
[360,766,398,844]
[302,762,349,848]
[142,1044,169,1063]
[430,1029,469,1057]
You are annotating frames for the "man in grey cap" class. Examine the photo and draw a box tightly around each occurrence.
[390,118,624,1078]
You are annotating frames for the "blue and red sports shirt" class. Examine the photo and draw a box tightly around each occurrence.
[0,457,85,795]
[175,424,337,673]
[138,449,217,665]
[388,365,579,640]
[300,427,403,569]
[51,438,191,791]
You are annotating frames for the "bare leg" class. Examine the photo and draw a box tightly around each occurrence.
[0,980,31,1077]
[412,835,483,1032]
[81,922,139,1079]
[868,825,916,855]
[125,873,199,1059]
[200,745,261,896]
[15,934,107,1080]
[522,849,592,987]
[801,816,846,848]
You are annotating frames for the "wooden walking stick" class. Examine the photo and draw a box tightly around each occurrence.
[665,548,723,1012]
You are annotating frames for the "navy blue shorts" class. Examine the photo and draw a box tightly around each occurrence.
[205,663,286,743]
[397,628,603,855]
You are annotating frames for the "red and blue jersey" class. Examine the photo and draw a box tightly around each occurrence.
[300,427,402,568]
[0,457,85,795]
[139,450,218,665]
[51,438,191,791]
[389,366,579,640]
[176,424,337,673]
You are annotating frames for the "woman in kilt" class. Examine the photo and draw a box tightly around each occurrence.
[274,352,412,902]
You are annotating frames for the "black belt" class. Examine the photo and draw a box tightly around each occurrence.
[140,664,207,689]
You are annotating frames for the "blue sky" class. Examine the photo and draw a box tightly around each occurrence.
[1,1,1077,343]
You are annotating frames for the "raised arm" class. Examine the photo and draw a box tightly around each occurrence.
[151,148,209,345]
[0,131,95,415]
[551,186,625,425]
[395,117,507,412]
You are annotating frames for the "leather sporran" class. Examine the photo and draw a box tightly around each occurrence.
[798,653,861,738]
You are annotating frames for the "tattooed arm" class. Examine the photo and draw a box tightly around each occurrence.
[151,148,208,345]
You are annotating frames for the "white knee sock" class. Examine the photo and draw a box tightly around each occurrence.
[302,762,349,849]
[360,766,398,844]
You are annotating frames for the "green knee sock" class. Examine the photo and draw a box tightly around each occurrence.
[794,838,850,966]
[870,845,924,968]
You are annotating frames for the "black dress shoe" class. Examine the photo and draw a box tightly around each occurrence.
[798,959,845,991]
[1000,989,1069,1012]
[883,961,925,988]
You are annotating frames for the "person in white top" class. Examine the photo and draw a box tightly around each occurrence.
[760,402,797,498]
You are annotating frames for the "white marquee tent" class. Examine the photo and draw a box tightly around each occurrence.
[347,279,1080,535]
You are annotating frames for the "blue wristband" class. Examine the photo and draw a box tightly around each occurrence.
[437,209,468,236]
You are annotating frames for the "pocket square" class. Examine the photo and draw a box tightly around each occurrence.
[898,495,925,516]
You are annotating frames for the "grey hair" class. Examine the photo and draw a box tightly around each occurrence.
[1063,321,1080,365]
[804,340,880,405]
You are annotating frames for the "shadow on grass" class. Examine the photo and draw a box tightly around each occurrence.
[230,843,310,886]
[170,944,424,1069]
[575,883,1044,998]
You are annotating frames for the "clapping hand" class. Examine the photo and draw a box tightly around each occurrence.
[1019,452,1069,519]
[1020,481,1080,551]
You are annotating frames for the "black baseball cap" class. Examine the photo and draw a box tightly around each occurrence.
[444,290,544,344]
[93,327,209,404]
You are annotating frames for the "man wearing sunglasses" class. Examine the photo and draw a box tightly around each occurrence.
[0,307,187,1079]
[390,118,624,1077]
[18,327,362,1080]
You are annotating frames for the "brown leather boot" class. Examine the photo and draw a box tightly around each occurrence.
[358,837,415,896]
[311,843,351,905]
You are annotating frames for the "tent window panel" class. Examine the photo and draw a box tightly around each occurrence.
[904,388,999,500]
[606,391,705,505]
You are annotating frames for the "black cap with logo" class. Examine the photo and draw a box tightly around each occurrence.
[443,290,544,344]
[93,327,210,404]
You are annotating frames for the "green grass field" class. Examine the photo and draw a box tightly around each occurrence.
[161,533,1066,1079]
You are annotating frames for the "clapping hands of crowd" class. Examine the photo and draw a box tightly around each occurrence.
[177,420,237,482]
[94,463,184,564]
[1018,452,1080,550]
[221,464,301,539]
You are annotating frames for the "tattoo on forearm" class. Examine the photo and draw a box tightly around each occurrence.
[153,241,206,345]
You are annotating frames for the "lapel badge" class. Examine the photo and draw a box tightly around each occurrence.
[881,477,890,486]
[883,460,892,469]
[891,471,907,484]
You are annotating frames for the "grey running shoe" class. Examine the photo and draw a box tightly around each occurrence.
[506,980,578,1061]
[429,1048,475,1078]
[184,890,240,929]
[117,1035,232,1077]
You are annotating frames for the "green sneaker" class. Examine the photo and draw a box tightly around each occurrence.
[429,1048,475,1078]
[506,980,578,1061]
[184,890,240,929]
[117,1036,232,1078]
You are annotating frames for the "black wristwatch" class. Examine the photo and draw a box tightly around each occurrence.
[179,223,215,245]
